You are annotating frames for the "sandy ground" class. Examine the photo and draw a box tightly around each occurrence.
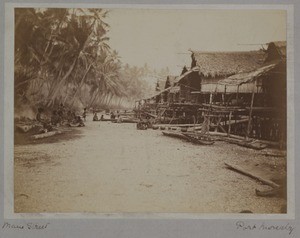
[14,115,287,214]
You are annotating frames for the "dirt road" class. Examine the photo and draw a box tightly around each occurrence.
[14,116,286,213]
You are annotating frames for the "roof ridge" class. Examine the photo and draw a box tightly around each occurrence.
[191,50,263,54]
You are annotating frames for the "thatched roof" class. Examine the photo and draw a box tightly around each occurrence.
[191,50,265,78]
[155,80,164,91]
[141,68,199,101]
[164,75,178,88]
[218,63,277,86]
[154,76,178,92]
[266,41,286,59]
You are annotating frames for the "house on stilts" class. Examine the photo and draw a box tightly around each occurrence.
[135,41,287,144]
[205,41,287,143]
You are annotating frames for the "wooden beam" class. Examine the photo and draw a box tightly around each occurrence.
[224,162,280,189]
[261,151,287,158]
[156,123,202,127]
[246,82,256,139]
[31,130,62,139]
[208,131,280,147]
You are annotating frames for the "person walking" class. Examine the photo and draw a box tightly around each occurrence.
[82,108,87,121]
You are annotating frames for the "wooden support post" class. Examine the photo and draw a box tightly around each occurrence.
[246,82,256,140]
[224,85,227,105]
[214,116,222,132]
[201,114,210,135]
[228,111,232,136]
[235,86,239,133]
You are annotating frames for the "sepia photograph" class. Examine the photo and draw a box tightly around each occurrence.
[11,7,290,215]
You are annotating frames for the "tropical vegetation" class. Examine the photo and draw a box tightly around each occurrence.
[15,8,167,116]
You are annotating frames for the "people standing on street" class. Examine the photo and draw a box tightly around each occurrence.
[93,112,99,121]
[82,108,87,121]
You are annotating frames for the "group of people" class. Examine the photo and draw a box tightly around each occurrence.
[110,110,126,120]
[136,115,153,130]
[92,110,123,122]
[92,112,104,121]
[36,104,86,132]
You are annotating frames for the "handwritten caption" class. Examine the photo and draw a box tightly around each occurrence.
[2,222,50,230]
[236,221,294,235]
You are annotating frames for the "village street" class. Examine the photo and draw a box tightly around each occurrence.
[14,115,286,214]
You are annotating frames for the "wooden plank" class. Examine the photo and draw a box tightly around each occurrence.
[198,108,247,113]
[156,123,202,127]
[192,119,248,131]
[202,103,242,110]
[162,131,190,141]
[31,130,62,139]
[245,107,278,112]
[208,131,246,140]
[220,118,249,126]
[224,162,280,189]
[261,151,287,158]
[236,140,268,150]
[209,131,280,147]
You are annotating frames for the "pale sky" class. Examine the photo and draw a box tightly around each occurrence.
[106,9,286,75]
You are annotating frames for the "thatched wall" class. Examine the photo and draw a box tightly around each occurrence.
[201,82,260,93]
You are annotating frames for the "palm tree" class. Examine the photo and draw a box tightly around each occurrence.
[15,8,148,111]
[86,49,126,108]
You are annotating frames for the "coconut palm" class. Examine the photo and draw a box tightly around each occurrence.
[14,8,154,111]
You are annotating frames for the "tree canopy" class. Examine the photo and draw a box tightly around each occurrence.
[15,8,170,115]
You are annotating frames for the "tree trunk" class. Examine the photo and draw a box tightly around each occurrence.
[47,57,78,106]
[88,90,100,108]
[70,64,92,106]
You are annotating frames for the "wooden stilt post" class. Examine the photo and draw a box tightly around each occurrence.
[173,108,175,124]
[224,85,227,105]
[233,86,239,134]
[228,111,232,136]
[246,82,256,140]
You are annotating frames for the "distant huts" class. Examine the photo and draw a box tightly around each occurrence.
[163,76,177,102]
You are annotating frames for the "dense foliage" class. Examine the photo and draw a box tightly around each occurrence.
[15,8,163,114]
